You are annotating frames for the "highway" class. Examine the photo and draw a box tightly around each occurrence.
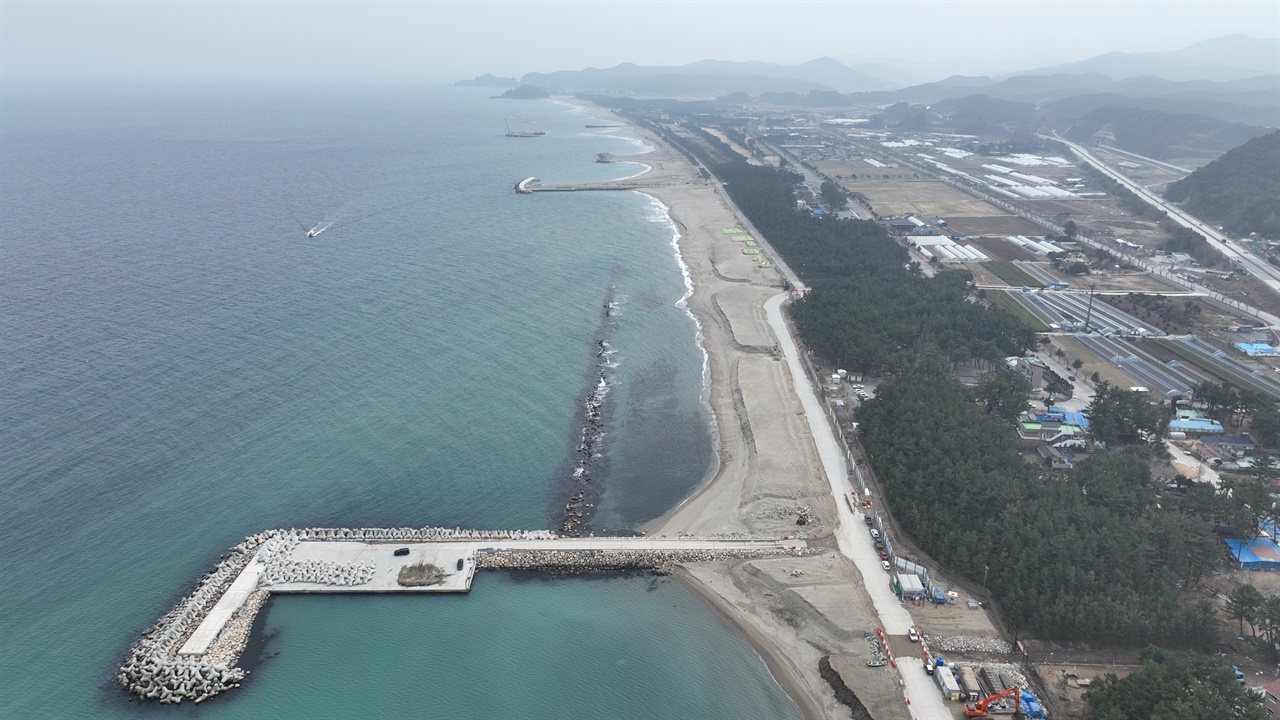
[1052,132,1280,295]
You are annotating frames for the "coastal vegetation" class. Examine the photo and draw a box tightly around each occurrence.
[790,272,1035,375]
[1083,647,1265,720]
[857,371,1221,647]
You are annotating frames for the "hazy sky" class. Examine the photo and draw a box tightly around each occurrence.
[2,1,1277,86]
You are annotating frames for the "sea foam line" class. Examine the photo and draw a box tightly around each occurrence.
[643,193,720,465]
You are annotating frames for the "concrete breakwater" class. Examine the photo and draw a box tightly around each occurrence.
[117,528,809,704]
[115,532,267,704]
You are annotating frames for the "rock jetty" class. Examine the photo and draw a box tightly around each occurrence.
[478,546,817,574]
[115,532,268,703]
[116,526,554,704]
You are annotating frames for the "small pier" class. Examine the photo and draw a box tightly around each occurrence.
[118,526,811,704]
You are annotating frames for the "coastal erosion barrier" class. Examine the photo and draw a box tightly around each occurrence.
[117,527,812,704]
[513,176,670,193]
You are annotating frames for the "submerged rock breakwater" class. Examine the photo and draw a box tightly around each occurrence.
[478,546,819,574]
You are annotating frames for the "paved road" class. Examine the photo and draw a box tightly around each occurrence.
[765,293,952,720]
[1053,133,1280,296]
[1033,350,1096,413]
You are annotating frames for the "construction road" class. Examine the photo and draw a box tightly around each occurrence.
[766,293,952,720]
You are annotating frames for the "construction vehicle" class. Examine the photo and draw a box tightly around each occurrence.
[964,686,1023,718]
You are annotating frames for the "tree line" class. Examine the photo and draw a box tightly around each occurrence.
[1084,646,1264,720]
[857,370,1222,647]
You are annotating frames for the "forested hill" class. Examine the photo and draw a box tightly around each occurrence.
[1164,130,1280,239]
[1065,106,1268,159]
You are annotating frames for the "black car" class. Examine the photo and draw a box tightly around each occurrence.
[394,548,410,556]
[456,558,465,571]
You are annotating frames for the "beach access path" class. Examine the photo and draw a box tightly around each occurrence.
[767,294,952,720]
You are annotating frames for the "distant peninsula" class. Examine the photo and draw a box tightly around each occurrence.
[452,74,517,88]
[497,85,551,99]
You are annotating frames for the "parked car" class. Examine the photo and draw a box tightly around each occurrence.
[908,627,919,642]
[879,550,889,560]
[881,560,891,571]
[393,548,410,557]
[866,659,885,667]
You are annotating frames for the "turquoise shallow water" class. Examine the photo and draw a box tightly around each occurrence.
[0,86,797,718]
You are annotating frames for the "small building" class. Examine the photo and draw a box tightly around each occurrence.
[1262,678,1280,716]
[1226,537,1280,570]
[895,572,926,600]
[1170,417,1225,436]
[936,666,963,701]
[1237,342,1280,357]
[1007,356,1048,389]
[889,221,916,234]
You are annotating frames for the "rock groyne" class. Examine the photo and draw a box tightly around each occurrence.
[478,546,819,574]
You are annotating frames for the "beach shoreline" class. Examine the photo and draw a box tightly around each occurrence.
[562,98,907,720]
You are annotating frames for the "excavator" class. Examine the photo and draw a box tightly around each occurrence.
[964,686,1024,718]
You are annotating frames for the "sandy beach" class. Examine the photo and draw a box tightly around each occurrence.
[553,100,911,720]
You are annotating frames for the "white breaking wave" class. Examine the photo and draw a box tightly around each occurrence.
[642,194,720,479]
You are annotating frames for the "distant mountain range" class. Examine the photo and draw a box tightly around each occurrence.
[454,35,1278,158]
[514,57,894,96]
[452,74,517,88]
[456,35,1276,99]
[1013,35,1280,83]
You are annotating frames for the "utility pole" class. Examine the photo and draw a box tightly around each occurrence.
[983,564,989,589]
[1082,280,1098,333]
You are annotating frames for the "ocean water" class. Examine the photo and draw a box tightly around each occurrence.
[0,86,797,718]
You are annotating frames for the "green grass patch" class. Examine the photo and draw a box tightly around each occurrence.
[984,260,1044,288]
[987,290,1050,331]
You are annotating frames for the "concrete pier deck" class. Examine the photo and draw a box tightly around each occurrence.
[178,556,265,656]
[267,540,476,594]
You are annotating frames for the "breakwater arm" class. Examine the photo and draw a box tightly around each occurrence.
[117,527,812,704]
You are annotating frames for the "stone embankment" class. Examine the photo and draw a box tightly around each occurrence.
[115,531,269,704]
[116,526,553,704]
[479,546,819,574]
